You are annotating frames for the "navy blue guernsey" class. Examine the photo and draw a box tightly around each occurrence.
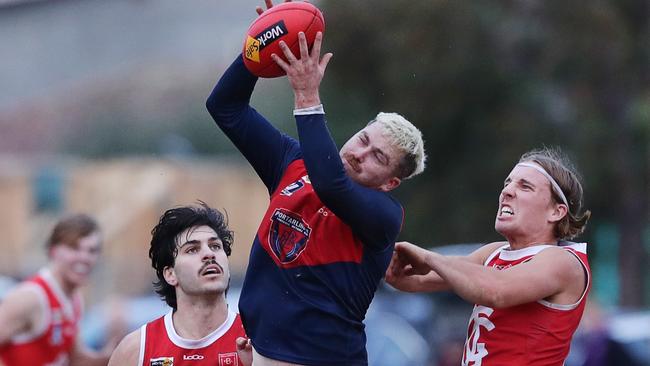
[206,57,403,365]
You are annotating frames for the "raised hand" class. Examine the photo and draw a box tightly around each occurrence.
[272,31,333,108]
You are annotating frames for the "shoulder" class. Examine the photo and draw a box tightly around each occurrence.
[0,281,45,316]
[108,328,142,366]
[534,246,585,279]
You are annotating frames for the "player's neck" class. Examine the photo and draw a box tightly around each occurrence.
[507,236,559,250]
[47,265,77,298]
[173,294,228,340]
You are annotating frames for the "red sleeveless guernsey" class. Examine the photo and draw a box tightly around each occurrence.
[0,269,83,366]
[462,242,590,366]
[139,309,246,366]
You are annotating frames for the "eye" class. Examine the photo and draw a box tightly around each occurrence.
[209,243,222,251]
[358,134,368,145]
[374,151,387,165]
[186,246,198,254]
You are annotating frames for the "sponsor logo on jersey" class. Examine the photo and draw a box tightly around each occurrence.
[150,357,174,366]
[183,354,204,360]
[218,352,239,366]
[244,20,288,63]
[269,208,311,263]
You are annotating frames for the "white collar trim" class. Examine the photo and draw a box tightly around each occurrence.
[163,309,236,349]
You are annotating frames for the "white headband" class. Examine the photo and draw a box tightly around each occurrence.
[517,162,569,206]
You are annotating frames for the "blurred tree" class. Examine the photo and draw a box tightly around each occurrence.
[320,0,649,306]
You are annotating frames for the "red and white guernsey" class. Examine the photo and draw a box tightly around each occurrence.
[0,268,83,366]
[462,241,590,366]
[139,309,246,366]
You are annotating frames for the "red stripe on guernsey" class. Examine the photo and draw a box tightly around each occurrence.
[0,271,82,366]
[462,242,591,366]
[141,310,246,366]
[257,160,363,268]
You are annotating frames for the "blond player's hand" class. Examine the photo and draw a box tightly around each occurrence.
[255,0,292,16]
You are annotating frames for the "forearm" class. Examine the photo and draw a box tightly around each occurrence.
[425,253,502,307]
[207,56,299,191]
[394,271,451,293]
[206,56,257,124]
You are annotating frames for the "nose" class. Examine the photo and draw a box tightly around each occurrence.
[501,182,515,200]
[201,244,216,261]
[352,146,372,162]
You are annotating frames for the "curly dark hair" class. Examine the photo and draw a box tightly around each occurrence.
[149,201,234,309]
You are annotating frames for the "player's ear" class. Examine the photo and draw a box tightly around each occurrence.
[548,203,568,223]
[163,266,178,286]
[379,177,401,192]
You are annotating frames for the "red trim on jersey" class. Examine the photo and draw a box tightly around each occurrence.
[257,160,364,268]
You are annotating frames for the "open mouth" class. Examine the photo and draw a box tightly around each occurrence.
[199,263,223,277]
[499,205,514,216]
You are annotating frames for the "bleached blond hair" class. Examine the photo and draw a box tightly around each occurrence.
[369,112,427,179]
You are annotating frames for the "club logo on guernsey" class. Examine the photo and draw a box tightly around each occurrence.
[150,357,173,366]
[269,208,311,263]
[244,20,288,63]
[218,353,239,366]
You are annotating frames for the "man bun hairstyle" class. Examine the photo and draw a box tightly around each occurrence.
[149,201,233,309]
[519,147,591,240]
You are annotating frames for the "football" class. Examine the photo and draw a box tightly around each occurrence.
[242,1,325,78]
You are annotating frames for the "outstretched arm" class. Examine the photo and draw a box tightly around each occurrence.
[389,242,585,308]
[273,32,403,249]
[386,241,503,292]
[206,1,300,193]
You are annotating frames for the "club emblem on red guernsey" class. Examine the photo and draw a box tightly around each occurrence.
[269,208,311,263]
[218,353,238,366]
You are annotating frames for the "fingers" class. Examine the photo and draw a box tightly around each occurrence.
[236,337,252,350]
[310,31,323,60]
[256,0,276,15]
[271,53,289,71]
[320,52,333,71]
[278,40,298,63]
[298,32,309,60]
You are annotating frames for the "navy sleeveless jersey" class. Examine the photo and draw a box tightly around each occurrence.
[207,57,403,365]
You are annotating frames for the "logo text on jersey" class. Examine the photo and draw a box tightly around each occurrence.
[183,354,205,360]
